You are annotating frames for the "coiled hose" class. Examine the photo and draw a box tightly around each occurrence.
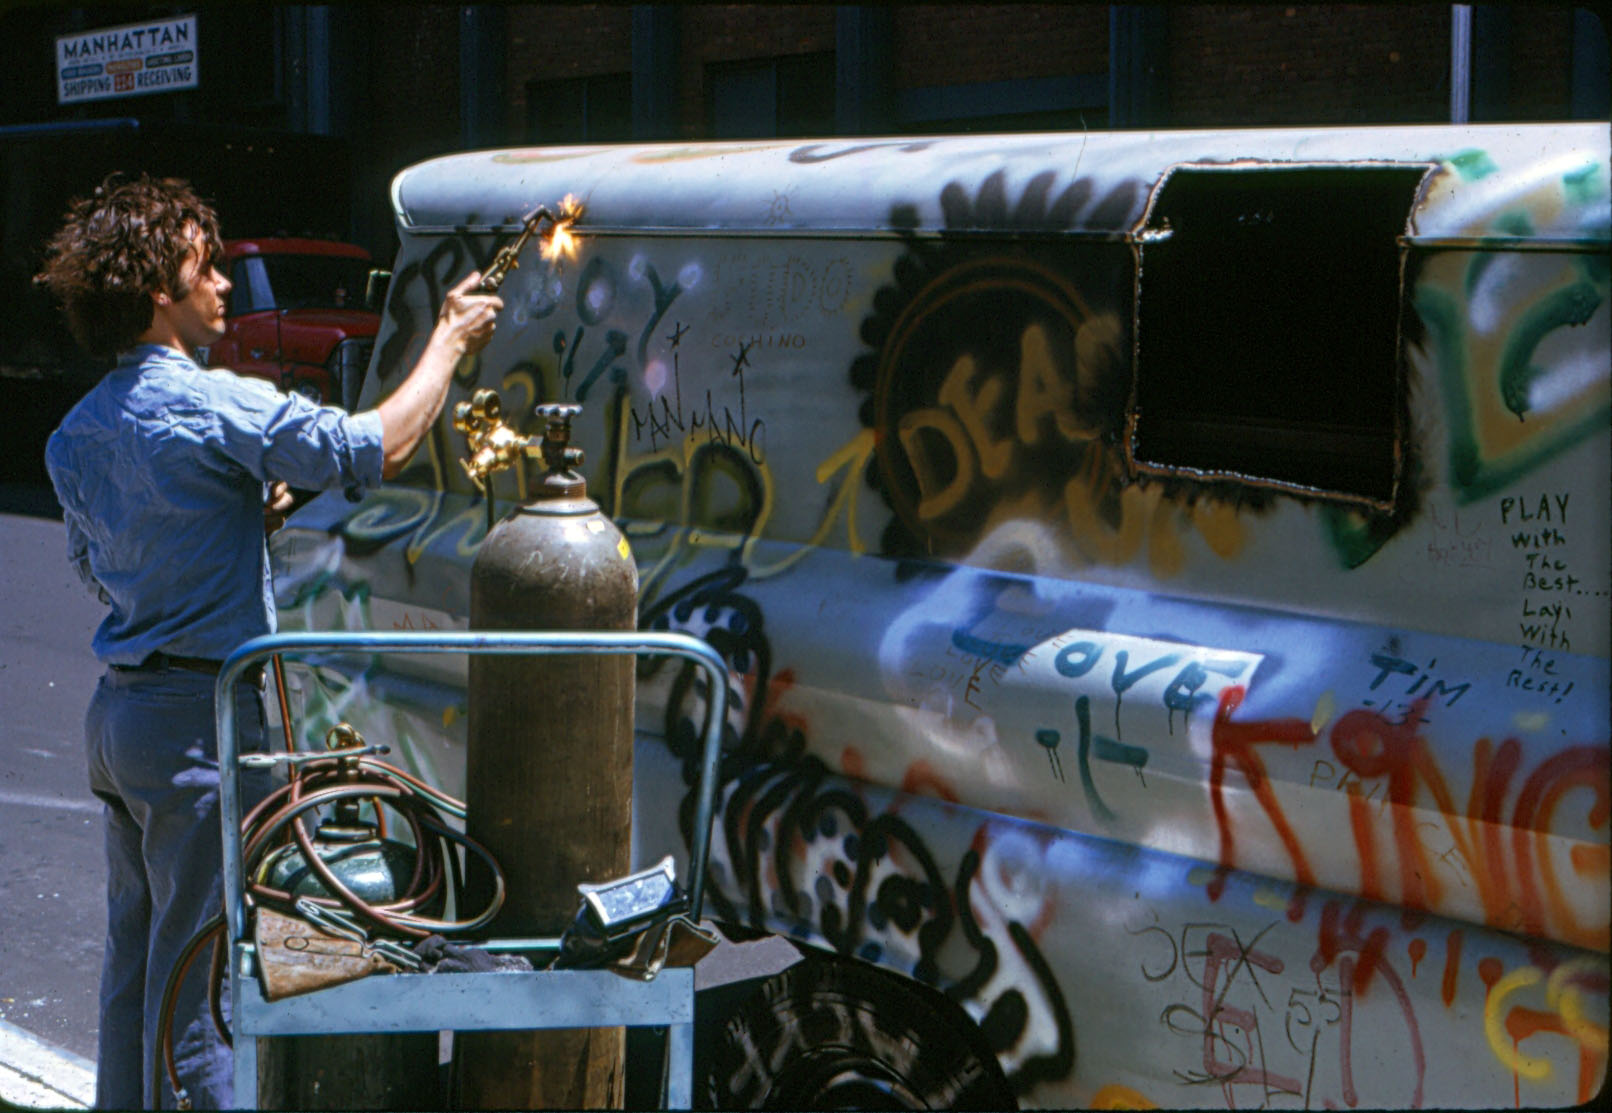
[153,656,505,1109]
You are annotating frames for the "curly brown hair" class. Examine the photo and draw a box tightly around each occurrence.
[33,173,223,359]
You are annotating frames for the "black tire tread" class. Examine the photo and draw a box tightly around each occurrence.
[700,955,1016,1110]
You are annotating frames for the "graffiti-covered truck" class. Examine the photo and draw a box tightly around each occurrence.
[271,124,1610,1109]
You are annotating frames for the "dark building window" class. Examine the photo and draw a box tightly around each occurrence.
[1130,165,1430,506]
[896,75,1107,134]
[708,52,835,138]
[526,73,632,144]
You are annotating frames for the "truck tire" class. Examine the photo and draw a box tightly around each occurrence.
[700,955,1016,1110]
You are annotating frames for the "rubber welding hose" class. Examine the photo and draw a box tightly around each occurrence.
[152,663,506,1108]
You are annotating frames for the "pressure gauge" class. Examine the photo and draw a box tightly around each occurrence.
[577,855,688,938]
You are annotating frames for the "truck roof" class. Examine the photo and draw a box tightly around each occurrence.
[391,122,1610,248]
[225,237,371,259]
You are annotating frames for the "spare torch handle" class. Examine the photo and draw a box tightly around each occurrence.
[239,745,390,768]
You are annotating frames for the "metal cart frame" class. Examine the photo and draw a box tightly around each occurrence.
[216,629,731,1110]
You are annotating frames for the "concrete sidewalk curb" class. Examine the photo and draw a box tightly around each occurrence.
[0,1020,93,1109]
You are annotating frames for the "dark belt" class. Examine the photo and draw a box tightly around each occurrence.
[114,652,265,686]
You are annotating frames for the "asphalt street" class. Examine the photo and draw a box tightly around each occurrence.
[0,492,107,1068]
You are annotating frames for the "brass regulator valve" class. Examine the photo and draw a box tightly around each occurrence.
[453,388,542,493]
[454,390,591,497]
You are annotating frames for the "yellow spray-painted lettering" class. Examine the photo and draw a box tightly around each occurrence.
[937,352,1013,480]
[1016,322,1083,445]
[1485,966,1551,1081]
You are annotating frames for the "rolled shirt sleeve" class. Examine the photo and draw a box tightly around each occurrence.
[182,370,386,491]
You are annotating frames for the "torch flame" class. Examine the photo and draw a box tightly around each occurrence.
[541,194,583,263]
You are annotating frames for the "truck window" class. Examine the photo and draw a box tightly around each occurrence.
[1131,164,1429,506]
[229,254,371,315]
[229,257,275,315]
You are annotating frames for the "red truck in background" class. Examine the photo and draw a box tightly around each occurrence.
[203,237,381,410]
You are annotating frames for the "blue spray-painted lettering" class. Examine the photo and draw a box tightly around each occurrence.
[1069,695,1150,822]
[1162,657,1249,714]
[950,582,1034,666]
[1111,650,1182,696]
[636,264,683,366]
[1034,728,1065,783]
[576,329,629,403]
[1054,641,1102,678]
[1109,649,1181,735]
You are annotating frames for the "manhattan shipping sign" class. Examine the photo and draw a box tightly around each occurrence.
[56,14,198,104]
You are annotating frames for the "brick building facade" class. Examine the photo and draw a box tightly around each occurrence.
[1,3,1605,253]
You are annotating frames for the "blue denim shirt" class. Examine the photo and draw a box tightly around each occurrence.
[44,343,385,665]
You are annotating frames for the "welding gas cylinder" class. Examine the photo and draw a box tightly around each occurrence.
[456,401,638,1110]
[258,816,427,907]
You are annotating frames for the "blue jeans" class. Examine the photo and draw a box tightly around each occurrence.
[85,666,271,1110]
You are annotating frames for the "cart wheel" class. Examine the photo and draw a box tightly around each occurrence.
[700,956,1015,1110]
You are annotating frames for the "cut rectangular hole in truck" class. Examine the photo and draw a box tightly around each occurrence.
[1130,163,1431,505]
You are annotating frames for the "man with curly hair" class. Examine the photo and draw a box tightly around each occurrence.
[36,173,502,1109]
